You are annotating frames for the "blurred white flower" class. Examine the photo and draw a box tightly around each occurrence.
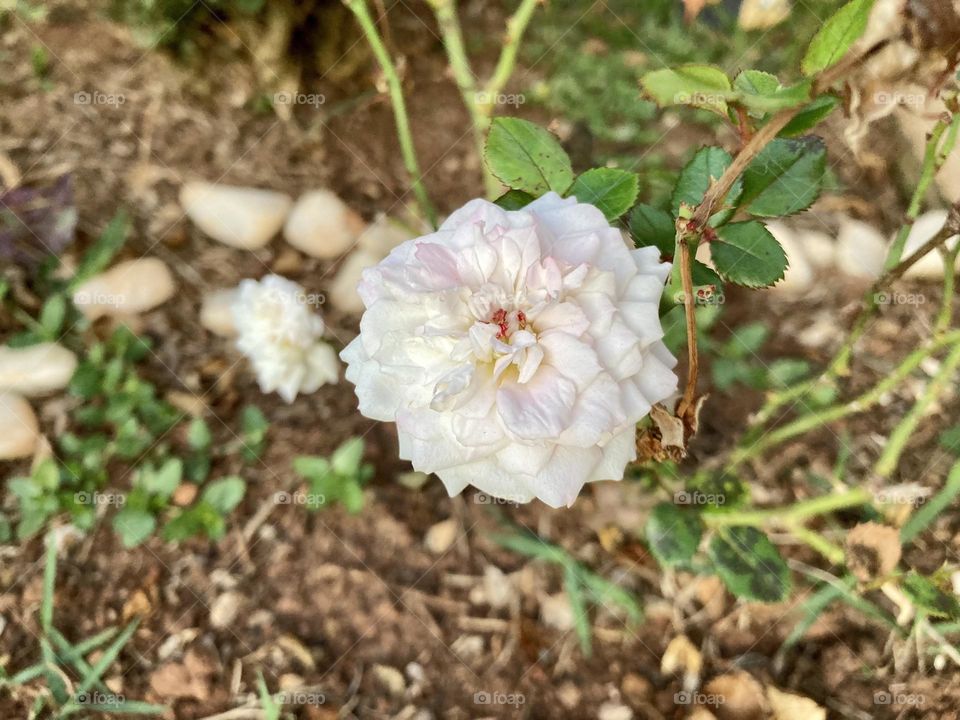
[341,193,677,507]
[232,274,339,403]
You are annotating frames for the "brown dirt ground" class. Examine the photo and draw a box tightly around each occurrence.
[2,2,960,720]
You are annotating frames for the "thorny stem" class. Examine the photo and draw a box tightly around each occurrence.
[674,50,879,424]
[730,330,960,466]
[749,115,960,431]
[427,0,540,198]
[702,488,870,564]
[874,341,960,479]
[344,0,438,227]
[886,114,960,270]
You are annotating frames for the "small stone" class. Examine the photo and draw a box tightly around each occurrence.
[279,673,304,690]
[73,258,175,319]
[796,229,835,268]
[172,483,198,507]
[482,565,514,610]
[0,393,39,460]
[357,215,414,256]
[835,219,886,279]
[200,289,239,337]
[899,210,960,279]
[271,247,303,275]
[622,673,652,703]
[283,190,365,259]
[372,664,405,696]
[705,671,766,720]
[424,518,458,555]
[397,471,430,490]
[598,701,633,720]
[0,343,77,397]
[766,686,826,720]
[180,182,292,250]
[450,634,484,662]
[209,591,241,629]
[767,222,813,294]
[557,682,581,710]
[539,592,575,632]
[329,248,380,313]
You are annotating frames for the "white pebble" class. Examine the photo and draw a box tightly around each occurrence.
[836,218,886,279]
[200,289,238,337]
[283,190,365,259]
[767,222,814,294]
[0,393,39,460]
[73,258,175,319]
[898,210,960,279]
[0,342,77,397]
[180,182,292,250]
[329,249,381,313]
[424,518,458,555]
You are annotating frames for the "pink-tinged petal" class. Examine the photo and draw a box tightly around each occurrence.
[497,366,576,440]
[526,445,602,508]
[588,428,637,482]
[532,301,590,336]
[539,330,602,390]
[414,242,461,288]
[558,374,626,447]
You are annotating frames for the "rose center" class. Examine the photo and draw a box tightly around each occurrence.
[489,308,528,340]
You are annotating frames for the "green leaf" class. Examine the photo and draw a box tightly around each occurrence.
[629,204,675,258]
[779,95,840,137]
[726,322,769,356]
[645,502,703,567]
[640,64,732,115]
[711,221,788,288]
[901,572,960,620]
[938,427,960,456]
[69,210,129,290]
[41,532,58,632]
[201,476,246,514]
[331,437,365,476]
[708,526,791,602]
[564,565,592,655]
[733,71,812,114]
[493,189,535,210]
[671,147,743,226]
[240,405,269,462]
[484,118,574,195]
[567,168,639,220]
[740,137,826,217]
[801,0,875,76]
[39,295,67,339]
[187,418,212,450]
[901,460,960,543]
[141,458,182,498]
[113,508,156,548]
[767,358,811,388]
[258,672,281,720]
[293,456,330,479]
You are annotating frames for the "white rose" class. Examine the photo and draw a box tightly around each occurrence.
[341,193,678,507]
[232,274,340,403]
